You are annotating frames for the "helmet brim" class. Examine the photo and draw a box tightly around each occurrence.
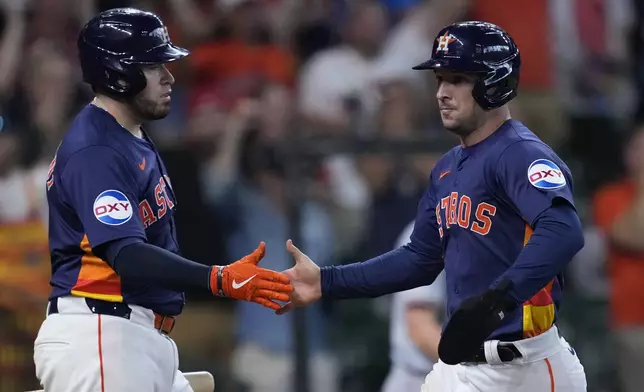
[412,59,442,70]
[123,43,190,65]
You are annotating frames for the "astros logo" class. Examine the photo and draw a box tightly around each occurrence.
[527,159,566,190]
[93,190,133,225]
[436,32,456,53]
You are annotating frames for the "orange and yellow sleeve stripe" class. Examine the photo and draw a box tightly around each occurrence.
[521,224,556,338]
[70,235,123,302]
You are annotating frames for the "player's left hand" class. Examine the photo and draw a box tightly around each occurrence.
[210,242,294,311]
[438,279,518,365]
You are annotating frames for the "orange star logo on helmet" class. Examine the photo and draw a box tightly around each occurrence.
[436,32,457,53]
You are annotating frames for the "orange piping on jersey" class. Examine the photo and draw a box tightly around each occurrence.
[545,358,555,392]
[71,235,123,302]
[523,224,534,246]
[98,315,106,392]
[521,223,556,338]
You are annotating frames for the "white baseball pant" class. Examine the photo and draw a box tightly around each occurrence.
[33,296,193,392]
[421,326,587,392]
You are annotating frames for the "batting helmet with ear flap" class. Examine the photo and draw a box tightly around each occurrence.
[412,21,521,111]
[77,8,189,98]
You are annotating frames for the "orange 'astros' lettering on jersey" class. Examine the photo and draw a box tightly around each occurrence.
[436,192,496,237]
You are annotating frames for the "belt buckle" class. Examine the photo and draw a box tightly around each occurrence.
[470,343,520,364]
[155,314,176,334]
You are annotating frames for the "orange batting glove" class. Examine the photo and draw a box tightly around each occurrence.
[209,242,293,311]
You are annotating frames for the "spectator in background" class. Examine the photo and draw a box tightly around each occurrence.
[0,0,27,151]
[297,0,467,137]
[14,41,81,165]
[0,0,25,101]
[372,0,468,125]
[26,0,95,57]
[188,0,296,99]
[297,0,388,137]
[200,101,338,392]
[289,0,340,65]
[0,132,40,223]
[163,0,297,152]
[163,0,219,45]
[552,0,632,194]
[592,124,644,392]
[0,29,76,224]
[297,0,393,257]
[354,80,431,258]
[3,41,83,224]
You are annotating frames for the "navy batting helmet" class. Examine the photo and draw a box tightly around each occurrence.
[78,8,189,97]
[413,21,520,111]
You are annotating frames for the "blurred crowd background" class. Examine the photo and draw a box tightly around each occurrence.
[0,0,642,391]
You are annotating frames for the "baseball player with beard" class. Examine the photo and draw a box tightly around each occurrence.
[34,8,292,392]
[279,21,588,391]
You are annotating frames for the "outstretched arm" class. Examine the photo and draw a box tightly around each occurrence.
[279,182,444,312]
[59,146,292,311]
[320,245,443,299]
[320,179,445,299]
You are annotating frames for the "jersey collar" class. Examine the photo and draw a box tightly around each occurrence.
[459,119,513,158]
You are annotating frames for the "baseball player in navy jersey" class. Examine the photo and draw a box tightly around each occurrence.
[381,220,445,392]
[279,21,588,391]
[33,8,292,392]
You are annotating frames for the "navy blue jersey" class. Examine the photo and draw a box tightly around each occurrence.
[409,120,574,339]
[46,104,184,315]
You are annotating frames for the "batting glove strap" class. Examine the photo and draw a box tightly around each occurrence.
[216,266,225,297]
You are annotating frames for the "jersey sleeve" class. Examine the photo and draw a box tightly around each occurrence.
[406,173,444,261]
[59,146,147,248]
[494,141,576,226]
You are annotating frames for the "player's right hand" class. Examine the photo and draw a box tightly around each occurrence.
[209,242,293,311]
[275,239,323,315]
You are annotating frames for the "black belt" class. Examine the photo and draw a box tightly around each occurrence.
[467,343,522,364]
[48,297,175,334]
